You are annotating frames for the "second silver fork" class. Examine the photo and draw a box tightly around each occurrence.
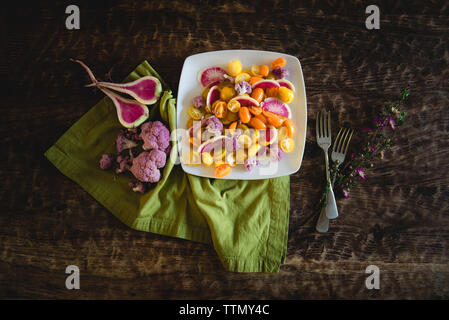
[316,127,354,232]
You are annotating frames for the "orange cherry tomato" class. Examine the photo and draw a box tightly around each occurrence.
[263,110,283,128]
[251,87,264,103]
[239,106,251,123]
[259,64,269,77]
[249,76,264,85]
[265,87,279,97]
[283,119,295,138]
[229,121,238,131]
[249,106,263,116]
[270,57,286,69]
[255,113,268,124]
[249,117,267,130]
[214,164,232,178]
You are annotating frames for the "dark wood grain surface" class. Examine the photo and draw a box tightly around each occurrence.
[1,0,448,299]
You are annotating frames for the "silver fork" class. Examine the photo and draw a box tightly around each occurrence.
[315,110,338,221]
[316,127,354,232]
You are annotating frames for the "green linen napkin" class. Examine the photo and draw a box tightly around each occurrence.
[45,61,290,272]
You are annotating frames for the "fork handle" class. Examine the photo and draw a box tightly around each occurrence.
[325,185,338,219]
[316,205,329,232]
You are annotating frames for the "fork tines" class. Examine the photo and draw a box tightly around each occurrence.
[333,127,354,154]
[316,110,331,140]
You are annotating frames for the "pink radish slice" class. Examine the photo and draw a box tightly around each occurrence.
[261,98,292,119]
[229,96,260,107]
[197,135,229,153]
[198,67,227,87]
[206,85,220,107]
[277,79,296,92]
[100,87,149,128]
[251,79,280,90]
[87,76,162,105]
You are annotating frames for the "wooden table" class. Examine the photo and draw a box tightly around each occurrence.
[1,1,448,299]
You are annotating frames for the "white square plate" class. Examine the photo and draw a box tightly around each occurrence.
[176,49,307,179]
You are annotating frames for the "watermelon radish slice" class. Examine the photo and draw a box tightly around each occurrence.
[101,87,149,128]
[261,98,292,119]
[251,79,280,90]
[229,95,260,107]
[198,67,227,87]
[197,135,230,153]
[206,85,220,108]
[277,79,296,92]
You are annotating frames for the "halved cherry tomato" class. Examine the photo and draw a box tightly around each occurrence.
[229,121,238,132]
[263,110,283,128]
[249,76,264,85]
[270,57,286,69]
[265,87,279,97]
[251,87,264,103]
[259,64,269,77]
[239,106,251,123]
[249,106,262,116]
[280,137,295,152]
[214,164,232,178]
[249,117,267,130]
[283,119,295,138]
[212,100,228,118]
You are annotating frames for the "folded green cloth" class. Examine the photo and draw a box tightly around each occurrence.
[45,61,290,272]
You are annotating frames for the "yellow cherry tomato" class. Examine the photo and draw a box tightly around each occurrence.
[201,152,214,167]
[235,72,251,83]
[186,118,194,128]
[278,86,294,103]
[248,143,261,158]
[227,60,242,77]
[214,164,232,178]
[220,87,236,101]
[277,126,288,142]
[280,138,295,153]
[226,99,241,113]
[250,65,262,77]
[188,105,204,120]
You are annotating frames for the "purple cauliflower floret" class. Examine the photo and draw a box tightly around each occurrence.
[244,157,259,171]
[115,155,132,174]
[148,149,167,169]
[140,121,170,151]
[235,81,252,95]
[116,132,138,153]
[129,152,161,183]
[192,96,205,108]
[202,116,223,136]
[128,181,146,194]
[272,67,290,79]
[99,154,114,170]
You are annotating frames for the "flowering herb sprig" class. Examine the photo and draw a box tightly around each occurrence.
[320,89,409,206]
